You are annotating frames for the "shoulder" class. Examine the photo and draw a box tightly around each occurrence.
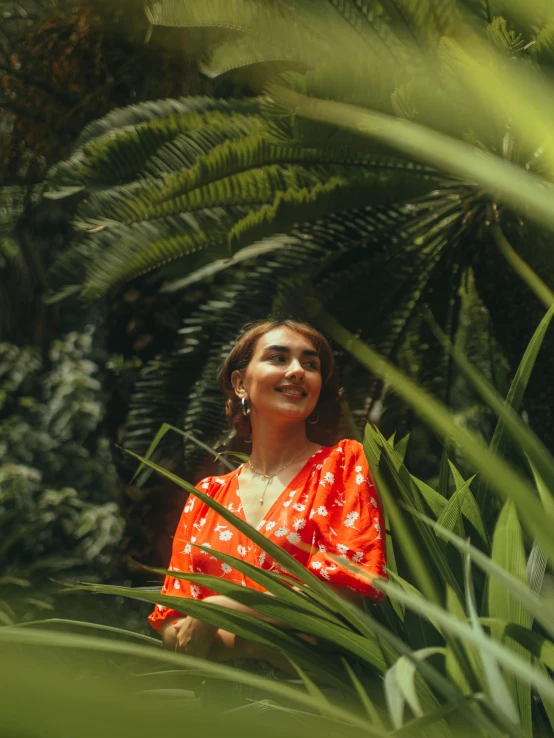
[314,439,367,479]
[321,438,365,465]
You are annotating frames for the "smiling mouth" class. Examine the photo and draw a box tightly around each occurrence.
[275,386,307,398]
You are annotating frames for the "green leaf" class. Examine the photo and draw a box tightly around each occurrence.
[385,648,445,729]
[409,509,554,640]
[374,578,554,707]
[488,501,532,737]
[0,627,380,731]
[464,553,520,729]
[275,86,554,233]
[476,300,554,509]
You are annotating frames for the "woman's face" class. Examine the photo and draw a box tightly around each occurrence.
[233,326,323,425]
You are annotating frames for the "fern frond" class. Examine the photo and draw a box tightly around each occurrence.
[531,23,554,65]
[379,0,458,48]
[487,17,526,56]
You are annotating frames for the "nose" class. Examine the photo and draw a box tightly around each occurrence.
[286,358,304,381]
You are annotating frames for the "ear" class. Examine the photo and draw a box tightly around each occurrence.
[231,369,247,398]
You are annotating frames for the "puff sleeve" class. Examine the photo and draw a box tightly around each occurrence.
[306,440,387,600]
[147,477,216,632]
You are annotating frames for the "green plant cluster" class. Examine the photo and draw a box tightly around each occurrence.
[2,303,553,736]
[0,328,123,623]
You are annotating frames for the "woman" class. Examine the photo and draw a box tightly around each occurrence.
[149,319,387,673]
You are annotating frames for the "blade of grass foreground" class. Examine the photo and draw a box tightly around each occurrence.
[271,86,554,233]
[371,579,554,706]
[488,501,533,736]
[408,509,554,639]
[0,627,382,734]
[60,583,350,690]
[309,304,554,560]
[464,553,520,730]
[424,305,554,511]
[139,571,389,671]
[130,422,235,484]
[6,618,161,646]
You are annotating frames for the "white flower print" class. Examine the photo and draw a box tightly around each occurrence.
[324,472,335,484]
[333,494,346,507]
[293,518,306,531]
[190,585,201,598]
[336,543,349,554]
[318,543,327,553]
[221,562,233,574]
[259,552,266,566]
[316,505,328,517]
[355,473,365,485]
[355,465,363,473]
[193,517,207,530]
[274,527,288,537]
[227,503,236,513]
[374,521,381,533]
[237,544,247,557]
[336,446,343,453]
[265,521,276,531]
[173,579,181,590]
[370,496,378,508]
[214,477,225,484]
[309,509,315,520]
[201,481,210,489]
[199,543,212,554]
[310,561,323,570]
[182,543,192,554]
[344,511,359,528]
[315,464,323,470]
[287,532,302,544]
[184,498,195,513]
[320,568,330,580]
[219,529,233,541]
[156,604,165,612]
[292,502,306,512]
[352,551,364,563]
[289,490,297,497]
[283,500,292,507]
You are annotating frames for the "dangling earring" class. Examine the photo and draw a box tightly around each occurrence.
[241,397,250,416]
[307,411,319,425]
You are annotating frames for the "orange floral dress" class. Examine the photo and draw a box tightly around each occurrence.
[148,438,387,632]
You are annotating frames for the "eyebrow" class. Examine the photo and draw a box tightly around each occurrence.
[263,344,320,359]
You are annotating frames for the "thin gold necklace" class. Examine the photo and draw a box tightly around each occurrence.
[248,442,311,505]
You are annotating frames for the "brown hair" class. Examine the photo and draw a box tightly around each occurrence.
[217,319,342,446]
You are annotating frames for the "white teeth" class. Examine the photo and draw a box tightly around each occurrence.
[280,389,304,396]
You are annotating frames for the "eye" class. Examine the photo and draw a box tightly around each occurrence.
[305,360,319,370]
[268,353,286,362]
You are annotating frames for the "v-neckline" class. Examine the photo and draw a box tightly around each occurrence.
[235,446,326,530]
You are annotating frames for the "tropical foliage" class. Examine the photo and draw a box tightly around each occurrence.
[0,328,123,623]
[43,0,554,473]
[2,300,553,736]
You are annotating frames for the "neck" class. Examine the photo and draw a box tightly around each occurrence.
[249,418,310,475]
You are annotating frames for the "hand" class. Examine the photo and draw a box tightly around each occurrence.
[173,616,217,658]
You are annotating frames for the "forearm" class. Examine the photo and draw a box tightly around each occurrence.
[208,629,298,676]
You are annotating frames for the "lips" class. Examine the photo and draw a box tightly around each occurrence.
[276,385,307,398]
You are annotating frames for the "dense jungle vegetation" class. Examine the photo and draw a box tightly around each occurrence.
[1,1,554,736]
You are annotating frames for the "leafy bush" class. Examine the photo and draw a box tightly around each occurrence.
[0,328,123,622]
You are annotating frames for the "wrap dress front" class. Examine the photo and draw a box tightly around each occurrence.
[149,438,387,631]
